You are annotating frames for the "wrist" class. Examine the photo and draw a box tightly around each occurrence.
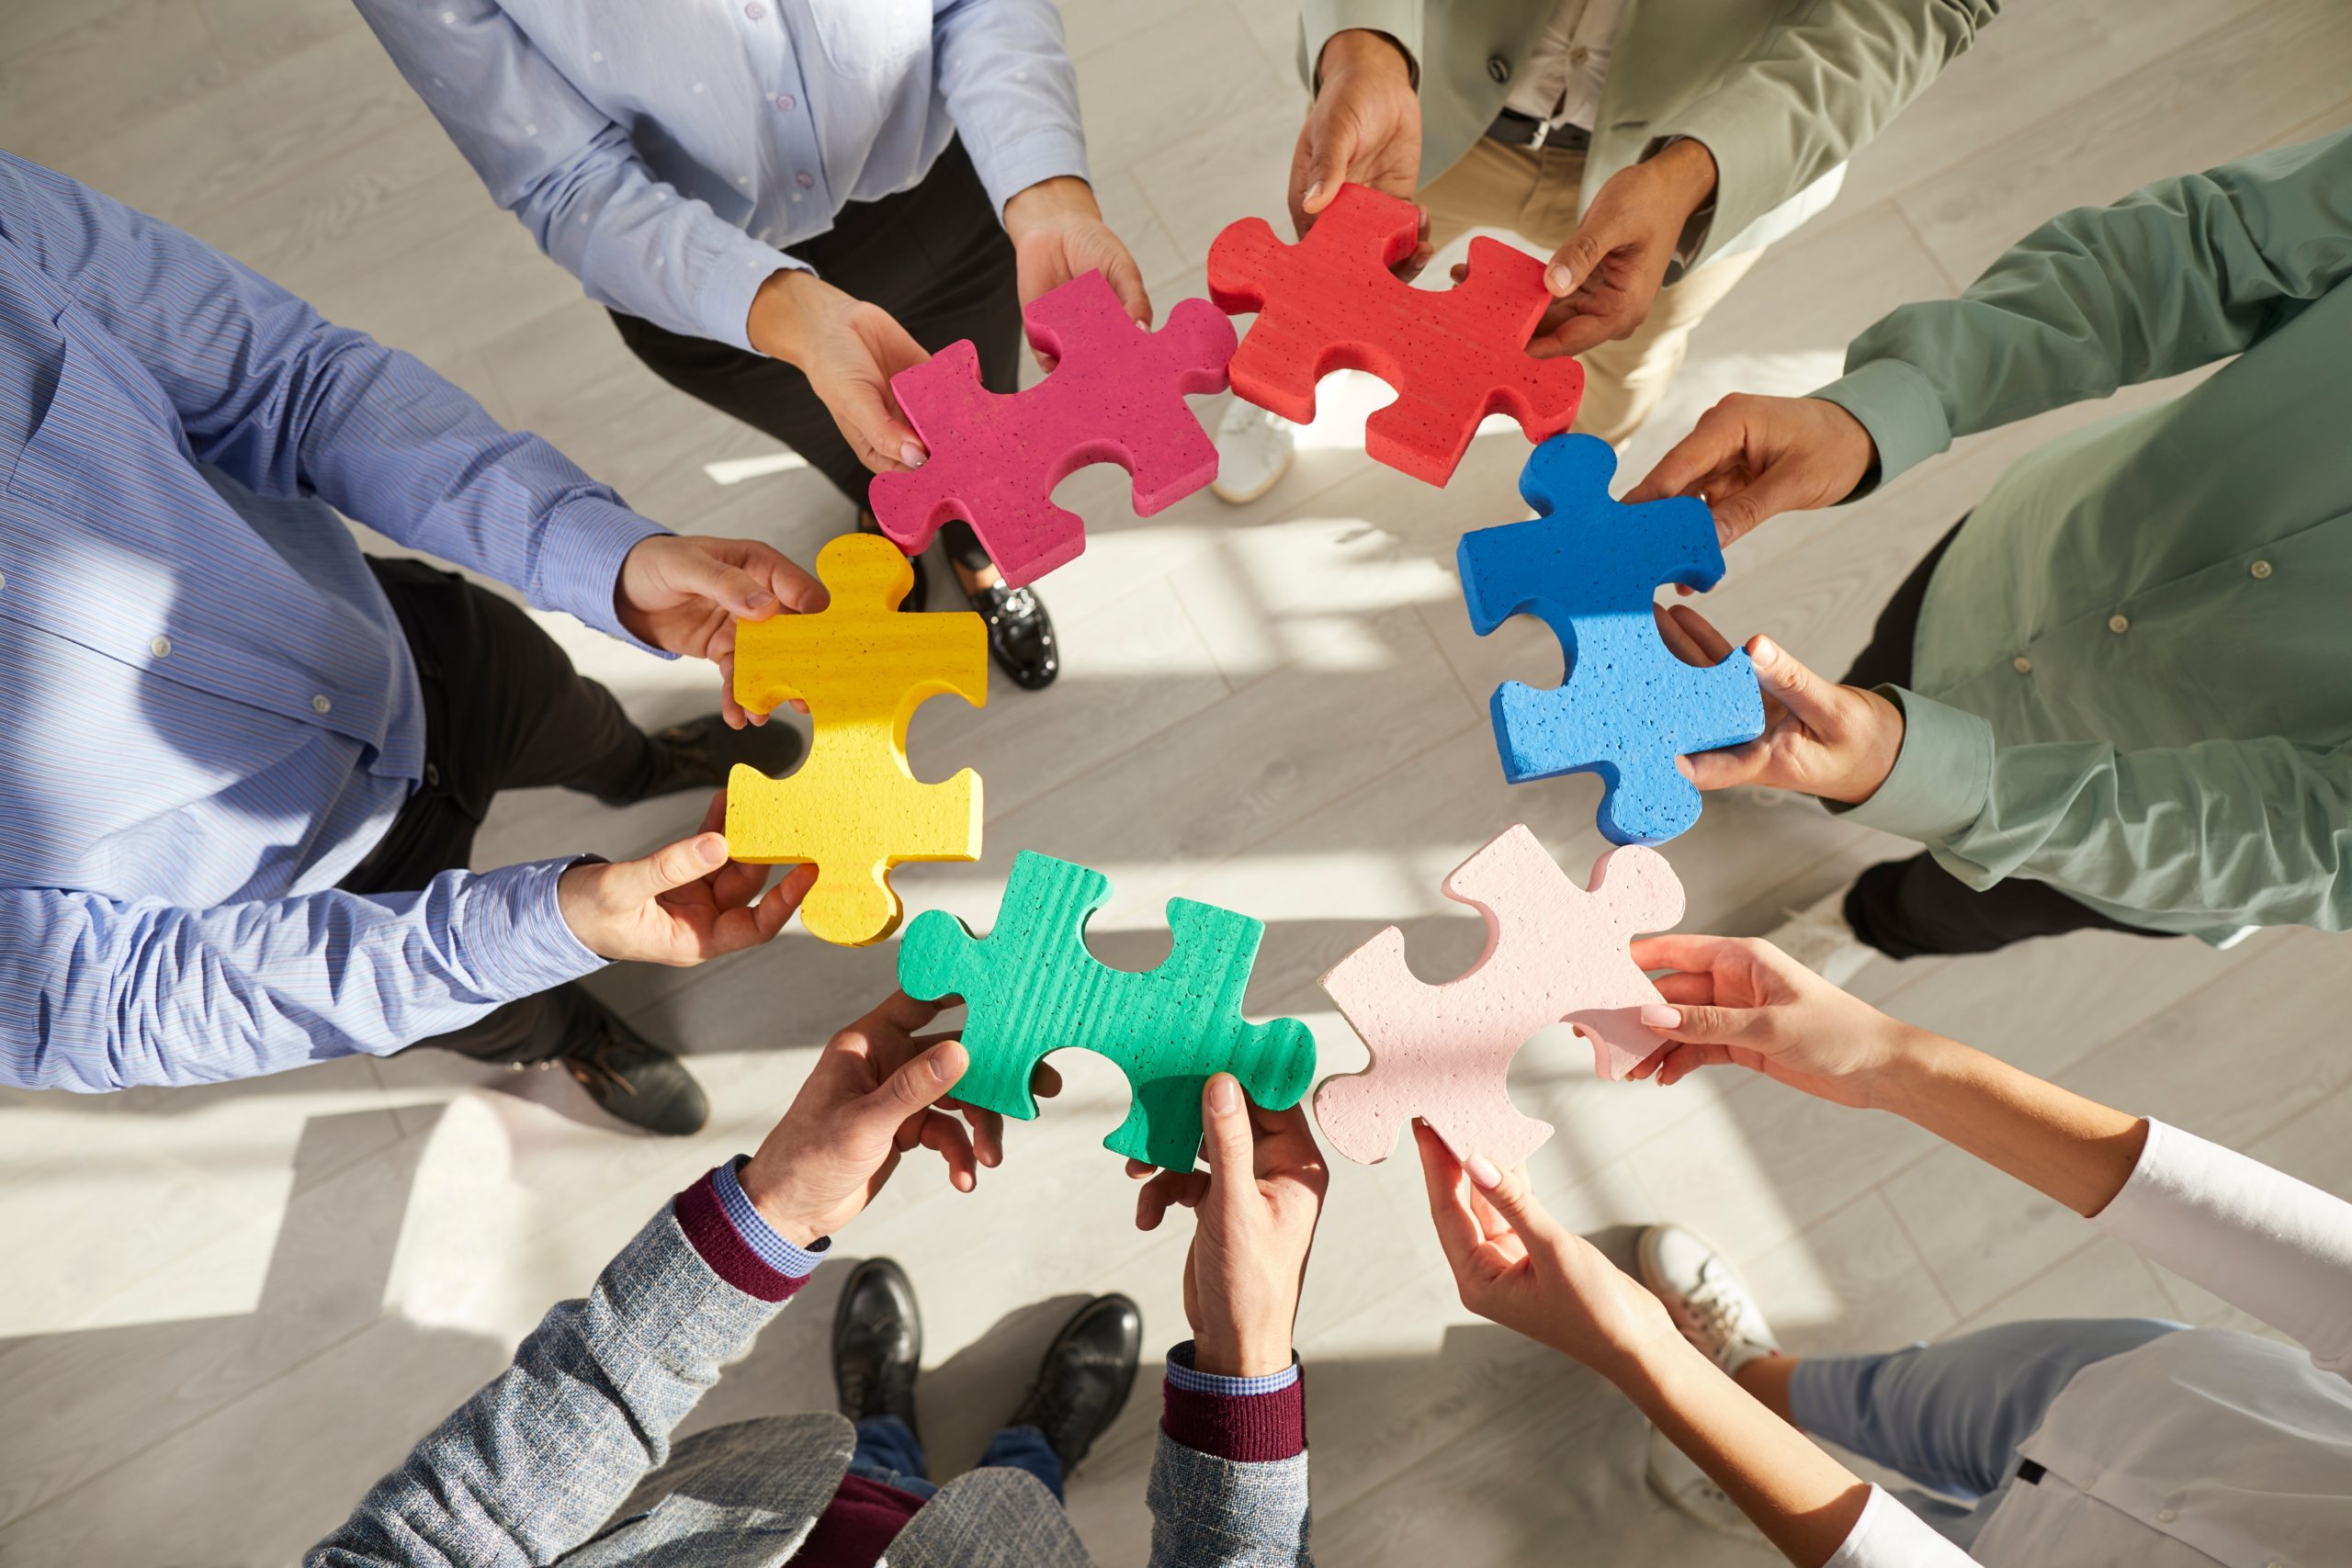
[1193,1328,1294,1380]
[1596,1314,1713,1397]
[1317,28,1412,89]
[1830,686,1906,805]
[1645,137,1719,218]
[1002,175,1099,235]
[1858,1028,1975,1119]
[746,267,821,365]
[736,1156,825,1249]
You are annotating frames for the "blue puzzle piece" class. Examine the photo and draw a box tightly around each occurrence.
[1456,434,1765,846]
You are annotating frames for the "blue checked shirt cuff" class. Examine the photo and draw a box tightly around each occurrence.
[713,1156,830,1278]
[1166,1340,1301,1396]
[533,494,673,652]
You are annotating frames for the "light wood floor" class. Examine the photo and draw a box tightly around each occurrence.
[4,2,2349,1562]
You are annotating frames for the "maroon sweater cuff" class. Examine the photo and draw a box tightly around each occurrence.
[673,1170,809,1303]
[1160,1351,1307,1462]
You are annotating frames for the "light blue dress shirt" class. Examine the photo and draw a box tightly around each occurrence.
[353,0,1091,352]
[0,152,671,1092]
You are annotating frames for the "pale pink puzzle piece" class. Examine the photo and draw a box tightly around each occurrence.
[1313,825,1685,1168]
[868,269,1236,588]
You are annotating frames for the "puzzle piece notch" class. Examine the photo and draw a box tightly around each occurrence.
[1206,182,1585,487]
[1313,827,1685,1168]
[725,532,985,945]
[898,851,1317,1170]
[869,270,1236,587]
[1457,434,1766,845]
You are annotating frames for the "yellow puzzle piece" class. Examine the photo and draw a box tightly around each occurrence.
[726,533,986,946]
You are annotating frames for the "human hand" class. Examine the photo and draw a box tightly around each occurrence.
[1003,176,1152,366]
[1415,1125,1679,1376]
[1291,29,1426,268]
[745,269,932,475]
[556,790,817,964]
[1522,139,1719,360]
[1130,1077,1329,1378]
[1654,607,1905,805]
[737,991,1063,1246]
[1626,933,1939,1110]
[1627,393,1878,547]
[616,534,827,728]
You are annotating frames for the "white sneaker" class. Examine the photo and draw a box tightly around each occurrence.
[1762,886,1876,989]
[1635,1224,1781,1376]
[1645,1425,1762,1539]
[1210,400,1295,504]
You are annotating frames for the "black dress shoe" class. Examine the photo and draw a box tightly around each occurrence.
[557,1005,709,1137]
[857,513,929,609]
[961,578,1059,691]
[599,713,807,807]
[834,1258,923,1436]
[1009,1294,1142,1472]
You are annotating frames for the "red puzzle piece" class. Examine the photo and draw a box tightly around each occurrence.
[868,270,1236,588]
[1206,183,1585,486]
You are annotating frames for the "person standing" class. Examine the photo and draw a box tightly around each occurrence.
[0,152,818,1134]
[356,0,1164,693]
[1210,0,1998,502]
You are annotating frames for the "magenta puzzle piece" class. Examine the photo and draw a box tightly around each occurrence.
[868,270,1236,588]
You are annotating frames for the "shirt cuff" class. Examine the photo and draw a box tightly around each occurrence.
[674,1161,830,1303]
[967,125,1091,223]
[1161,1341,1306,1462]
[695,232,807,354]
[533,493,672,651]
[1830,687,1994,845]
[436,859,606,1032]
[1809,358,1953,495]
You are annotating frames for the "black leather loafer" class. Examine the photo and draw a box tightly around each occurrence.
[599,712,807,807]
[1009,1293,1142,1472]
[963,579,1059,691]
[834,1258,923,1436]
[558,1005,709,1137]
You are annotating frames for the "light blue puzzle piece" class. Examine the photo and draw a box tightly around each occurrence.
[1456,434,1765,846]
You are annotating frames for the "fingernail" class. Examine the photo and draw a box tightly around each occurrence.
[1753,636,1778,666]
[927,1042,965,1083]
[1208,1075,1240,1114]
[1305,179,1323,205]
[1465,1154,1502,1190]
[1545,264,1574,294]
[696,834,728,865]
[899,441,927,468]
[745,590,776,612]
[1640,1004,1681,1030]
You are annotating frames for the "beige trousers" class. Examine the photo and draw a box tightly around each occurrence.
[1419,137,1763,446]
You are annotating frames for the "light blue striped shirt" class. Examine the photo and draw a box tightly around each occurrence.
[0,152,669,1092]
[353,0,1090,353]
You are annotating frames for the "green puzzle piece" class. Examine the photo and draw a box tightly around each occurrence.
[897,851,1317,1170]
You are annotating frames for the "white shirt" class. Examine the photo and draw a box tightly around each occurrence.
[1500,0,1628,132]
[1829,1120,2352,1568]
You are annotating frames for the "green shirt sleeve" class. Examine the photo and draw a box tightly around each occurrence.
[1815,128,2352,489]
[1656,0,1998,269]
[1842,689,2352,931]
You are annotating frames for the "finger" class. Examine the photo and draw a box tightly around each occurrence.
[1648,970,1718,1006]
[1630,933,1743,975]
[1198,1074,1259,1218]
[616,831,730,905]
[1654,1041,1735,1088]
[1032,1061,1062,1100]
[1746,635,1848,730]
[673,546,783,621]
[1299,115,1357,216]
[1125,1157,1155,1180]
[1638,999,1766,1050]
[1103,250,1154,327]
[961,1101,1005,1168]
[732,540,828,616]
[1545,212,1627,298]
[1412,1121,1487,1270]
[1531,302,1633,361]
[1664,604,1736,663]
[1460,1153,1564,1247]
[1135,1168,1208,1231]
[842,380,924,475]
[861,1038,967,1130]
[915,1107,978,1191]
[752,863,820,940]
[867,989,946,1037]
[1626,412,1740,506]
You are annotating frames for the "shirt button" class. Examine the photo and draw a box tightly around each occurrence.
[1570,45,1589,65]
[775,93,796,111]
[311,694,333,715]
[2012,656,2032,673]
[425,762,441,787]
[744,0,765,16]
[0,570,7,590]
[2156,1507,2177,1523]
[2108,614,2129,633]
[796,170,815,188]
[2251,558,2274,579]
[151,635,173,659]
[1486,54,1511,84]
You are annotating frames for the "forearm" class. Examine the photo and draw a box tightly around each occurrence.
[1869,1034,2145,1217]
[1301,5,1420,89]
[1,865,601,1092]
[1610,1336,1871,1567]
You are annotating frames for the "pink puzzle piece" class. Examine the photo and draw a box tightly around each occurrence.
[868,270,1236,588]
[1313,825,1684,1168]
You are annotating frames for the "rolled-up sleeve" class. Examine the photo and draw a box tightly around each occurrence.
[932,0,1091,216]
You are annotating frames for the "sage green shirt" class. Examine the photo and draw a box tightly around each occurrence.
[1812,130,2352,940]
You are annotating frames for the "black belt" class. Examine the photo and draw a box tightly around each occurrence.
[1485,108,1590,152]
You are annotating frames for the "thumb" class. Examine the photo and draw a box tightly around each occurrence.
[1545,211,1626,297]
[1639,1000,1765,1049]
[1301,117,1358,213]
[1199,1074,1257,1212]
[1462,1155,1562,1245]
[1747,636,1843,728]
[867,1039,968,1126]
[616,831,729,903]
[675,549,780,620]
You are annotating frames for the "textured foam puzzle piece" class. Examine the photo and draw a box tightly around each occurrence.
[1314,827,1684,1168]
[898,851,1317,1170]
[1206,182,1585,487]
[868,270,1236,588]
[725,532,985,946]
[1457,434,1766,846]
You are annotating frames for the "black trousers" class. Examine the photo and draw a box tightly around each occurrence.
[611,138,1016,574]
[1838,520,2154,960]
[340,558,663,1063]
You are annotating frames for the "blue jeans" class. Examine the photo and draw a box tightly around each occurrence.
[849,1416,1066,1503]
[1790,1316,2184,1547]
